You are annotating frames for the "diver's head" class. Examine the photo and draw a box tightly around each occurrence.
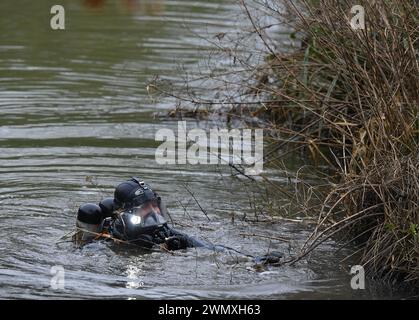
[111,177,168,247]
[113,177,157,209]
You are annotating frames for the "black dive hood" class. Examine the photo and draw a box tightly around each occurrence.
[113,178,156,210]
[110,177,169,248]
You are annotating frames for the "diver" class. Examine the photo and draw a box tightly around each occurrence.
[74,177,206,251]
[73,177,283,264]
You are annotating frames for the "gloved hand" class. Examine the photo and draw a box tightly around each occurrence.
[164,235,190,251]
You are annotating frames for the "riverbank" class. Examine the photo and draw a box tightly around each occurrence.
[237,0,419,285]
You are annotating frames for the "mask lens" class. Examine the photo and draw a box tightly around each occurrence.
[133,200,161,217]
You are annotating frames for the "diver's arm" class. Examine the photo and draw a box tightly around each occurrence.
[164,226,222,250]
[164,226,283,264]
[161,227,194,250]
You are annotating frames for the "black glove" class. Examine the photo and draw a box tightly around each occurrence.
[164,235,190,251]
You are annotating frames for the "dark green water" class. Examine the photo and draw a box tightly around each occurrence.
[0,0,409,299]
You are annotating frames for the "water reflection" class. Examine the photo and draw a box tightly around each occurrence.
[125,264,145,289]
[84,0,106,8]
[82,0,164,15]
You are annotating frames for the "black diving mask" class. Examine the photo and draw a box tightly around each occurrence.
[114,200,167,248]
[124,199,167,230]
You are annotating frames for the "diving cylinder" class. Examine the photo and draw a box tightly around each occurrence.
[99,197,115,218]
[74,203,103,243]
